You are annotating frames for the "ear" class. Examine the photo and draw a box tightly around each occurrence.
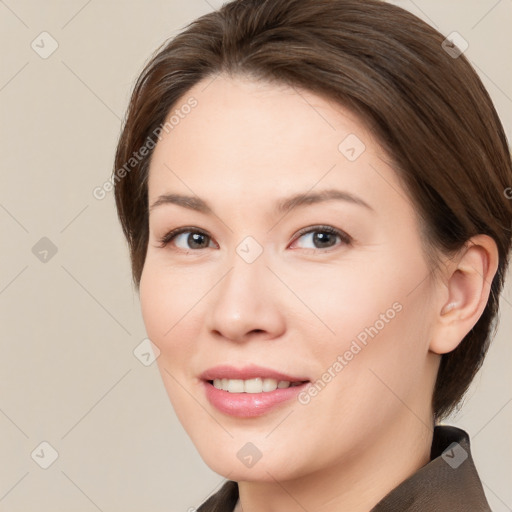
[429,234,499,355]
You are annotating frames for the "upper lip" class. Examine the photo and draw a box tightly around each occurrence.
[200,364,309,383]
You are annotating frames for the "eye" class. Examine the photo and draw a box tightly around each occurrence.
[156,225,352,252]
[290,225,352,251]
[157,227,215,251]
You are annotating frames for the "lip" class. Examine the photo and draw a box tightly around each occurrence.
[202,380,310,418]
[199,364,310,418]
[199,364,309,383]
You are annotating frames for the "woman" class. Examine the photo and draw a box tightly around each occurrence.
[112,0,511,510]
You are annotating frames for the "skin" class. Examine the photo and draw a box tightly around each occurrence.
[139,74,498,512]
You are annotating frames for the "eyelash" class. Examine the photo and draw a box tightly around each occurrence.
[156,225,353,252]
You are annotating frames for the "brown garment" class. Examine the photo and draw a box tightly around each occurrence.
[196,425,492,511]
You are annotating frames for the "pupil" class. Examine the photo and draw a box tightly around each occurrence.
[314,231,334,248]
[189,233,208,248]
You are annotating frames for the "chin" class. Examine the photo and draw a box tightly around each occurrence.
[195,438,305,483]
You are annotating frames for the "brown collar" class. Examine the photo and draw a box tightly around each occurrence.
[371,425,491,511]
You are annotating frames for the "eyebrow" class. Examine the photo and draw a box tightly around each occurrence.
[149,188,374,215]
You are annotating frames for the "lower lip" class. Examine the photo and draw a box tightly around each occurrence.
[202,380,310,418]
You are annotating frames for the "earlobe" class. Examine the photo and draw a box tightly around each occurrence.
[429,234,499,355]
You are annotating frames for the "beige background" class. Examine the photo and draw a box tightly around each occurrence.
[1,1,511,510]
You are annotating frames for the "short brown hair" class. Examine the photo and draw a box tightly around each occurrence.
[113,0,512,420]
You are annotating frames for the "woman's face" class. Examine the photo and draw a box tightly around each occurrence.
[140,74,441,482]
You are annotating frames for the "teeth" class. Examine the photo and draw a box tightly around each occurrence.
[212,377,304,393]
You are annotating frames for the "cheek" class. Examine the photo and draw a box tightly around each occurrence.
[139,265,167,340]
[296,302,432,449]
[139,262,186,354]
[139,265,202,417]
[139,260,206,378]
[305,249,433,395]
[293,256,408,349]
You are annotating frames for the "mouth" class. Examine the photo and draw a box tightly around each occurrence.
[199,364,311,416]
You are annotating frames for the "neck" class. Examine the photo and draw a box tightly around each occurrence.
[235,414,434,512]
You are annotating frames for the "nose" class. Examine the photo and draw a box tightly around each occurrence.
[204,247,286,343]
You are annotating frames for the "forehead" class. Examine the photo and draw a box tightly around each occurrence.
[146,74,403,212]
